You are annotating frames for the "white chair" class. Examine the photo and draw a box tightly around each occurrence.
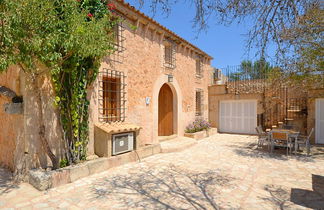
[297,128,314,156]
[255,126,269,148]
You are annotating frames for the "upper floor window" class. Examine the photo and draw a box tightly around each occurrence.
[112,22,125,53]
[99,69,126,122]
[163,39,176,69]
[196,55,203,77]
[195,89,204,116]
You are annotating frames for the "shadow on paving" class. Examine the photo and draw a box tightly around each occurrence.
[92,164,235,209]
[226,142,315,162]
[260,184,292,209]
[291,174,324,209]
[260,174,324,210]
[0,167,18,195]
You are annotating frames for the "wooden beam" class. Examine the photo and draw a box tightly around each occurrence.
[159,32,165,44]
[144,23,150,37]
[134,19,140,33]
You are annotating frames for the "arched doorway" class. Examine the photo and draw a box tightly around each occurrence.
[158,83,173,136]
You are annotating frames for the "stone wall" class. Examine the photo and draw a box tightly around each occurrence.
[23,73,65,170]
[0,66,66,172]
[0,67,24,171]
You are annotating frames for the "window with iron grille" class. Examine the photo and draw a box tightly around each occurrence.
[196,55,203,77]
[195,89,204,116]
[99,69,126,122]
[163,39,176,69]
[112,23,125,53]
[108,19,126,63]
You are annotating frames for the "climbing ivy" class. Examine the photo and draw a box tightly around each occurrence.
[52,0,120,164]
[0,0,119,167]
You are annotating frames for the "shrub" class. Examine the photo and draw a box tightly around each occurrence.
[185,118,211,133]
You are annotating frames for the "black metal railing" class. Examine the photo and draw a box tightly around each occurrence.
[195,89,204,116]
[163,38,176,69]
[220,64,271,94]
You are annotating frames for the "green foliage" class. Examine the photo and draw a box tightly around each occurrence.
[281,5,324,88]
[0,0,118,164]
[60,158,68,168]
[228,59,274,81]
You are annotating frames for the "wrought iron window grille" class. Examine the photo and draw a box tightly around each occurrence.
[98,68,127,123]
[195,89,204,116]
[107,18,126,64]
[163,38,176,69]
[195,55,203,77]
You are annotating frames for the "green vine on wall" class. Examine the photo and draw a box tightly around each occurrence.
[0,0,120,169]
[52,0,119,165]
[52,57,98,163]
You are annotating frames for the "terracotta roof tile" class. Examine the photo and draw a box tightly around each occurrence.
[95,122,142,134]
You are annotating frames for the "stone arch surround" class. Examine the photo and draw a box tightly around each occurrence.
[152,74,183,143]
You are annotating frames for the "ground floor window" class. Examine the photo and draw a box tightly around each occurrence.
[99,69,126,122]
[196,89,204,116]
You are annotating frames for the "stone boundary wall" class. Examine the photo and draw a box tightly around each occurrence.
[29,144,161,191]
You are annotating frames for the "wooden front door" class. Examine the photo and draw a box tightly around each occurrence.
[158,84,173,136]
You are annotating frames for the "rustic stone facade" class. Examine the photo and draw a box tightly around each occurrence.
[0,1,213,172]
[87,0,213,156]
[0,67,23,171]
[0,67,66,172]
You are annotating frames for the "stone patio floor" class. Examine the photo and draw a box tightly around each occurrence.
[1,133,324,209]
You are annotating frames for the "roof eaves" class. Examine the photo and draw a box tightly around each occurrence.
[115,0,213,59]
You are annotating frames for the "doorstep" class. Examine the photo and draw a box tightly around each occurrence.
[158,134,178,142]
[160,136,197,153]
[28,144,161,191]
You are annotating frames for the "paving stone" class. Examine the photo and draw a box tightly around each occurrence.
[1,134,324,209]
[0,200,6,207]
[33,202,49,208]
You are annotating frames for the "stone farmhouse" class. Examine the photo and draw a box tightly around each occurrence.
[0,0,213,172]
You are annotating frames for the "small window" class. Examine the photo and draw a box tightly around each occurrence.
[99,70,126,122]
[196,89,204,116]
[164,39,176,69]
[113,24,120,48]
[196,55,203,77]
[108,21,125,55]
[113,23,125,53]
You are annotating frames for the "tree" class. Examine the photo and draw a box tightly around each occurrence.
[0,0,117,169]
[228,59,274,81]
[281,4,324,87]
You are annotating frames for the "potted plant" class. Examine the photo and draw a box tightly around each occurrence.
[184,118,212,140]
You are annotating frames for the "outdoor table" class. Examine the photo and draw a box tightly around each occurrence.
[269,128,300,155]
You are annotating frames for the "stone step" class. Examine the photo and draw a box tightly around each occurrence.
[158,134,178,142]
[160,136,197,153]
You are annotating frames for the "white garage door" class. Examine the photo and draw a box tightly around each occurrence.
[316,99,324,144]
[219,100,257,134]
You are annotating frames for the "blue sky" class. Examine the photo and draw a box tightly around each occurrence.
[125,0,276,68]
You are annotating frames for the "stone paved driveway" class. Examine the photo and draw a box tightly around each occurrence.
[1,134,324,209]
